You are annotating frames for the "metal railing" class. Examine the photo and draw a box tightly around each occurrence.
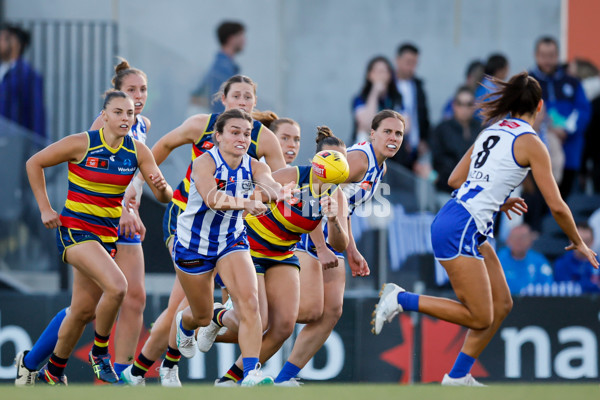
[11,19,118,142]
[0,19,117,291]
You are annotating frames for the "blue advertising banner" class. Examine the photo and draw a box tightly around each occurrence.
[0,294,598,384]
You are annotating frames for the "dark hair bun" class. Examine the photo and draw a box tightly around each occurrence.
[315,126,334,143]
[115,58,131,74]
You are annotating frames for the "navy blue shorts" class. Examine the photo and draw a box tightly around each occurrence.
[162,201,182,247]
[431,199,487,261]
[252,254,300,275]
[173,235,250,275]
[296,233,344,260]
[115,226,142,245]
[56,227,117,263]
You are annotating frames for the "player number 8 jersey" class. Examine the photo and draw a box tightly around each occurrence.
[455,118,536,237]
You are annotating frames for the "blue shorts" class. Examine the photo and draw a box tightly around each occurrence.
[431,199,487,261]
[296,233,344,260]
[115,226,141,245]
[252,254,300,275]
[173,235,250,275]
[56,227,117,263]
[163,201,182,248]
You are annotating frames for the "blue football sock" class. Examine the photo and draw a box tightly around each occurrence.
[274,361,301,383]
[448,352,476,378]
[397,292,420,312]
[113,362,129,376]
[24,307,67,370]
[179,319,194,336]
[242,357,259,378]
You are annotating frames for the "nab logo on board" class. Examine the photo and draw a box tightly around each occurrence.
[501,325,598,379]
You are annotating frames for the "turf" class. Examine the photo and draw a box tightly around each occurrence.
[3,383,599,400]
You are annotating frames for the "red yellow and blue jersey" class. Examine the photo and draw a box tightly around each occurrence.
[171,113,262,210]
[245,165,337,261]
[59,128,138,243]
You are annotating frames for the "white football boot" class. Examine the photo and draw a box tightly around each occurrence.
[441,373,486,387]
[197,303,224,352]
[120,364,146,386]
[14,351,37,387]
[175,310,197,358]
[240,364,274,387]
[159,362,182,387]
[371,283,405,335]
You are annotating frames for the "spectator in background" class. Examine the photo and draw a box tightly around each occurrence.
[554,223,600,293]
[191,21,246,113]
[441,60,484,120]
[431,86,480,194]
[351,56,403,143]
[0,24,45,139]
[568,58,600,193]
[497,224,553,295]
[475,53,509,106]
[393,43,430,170]
[529,37,590,199]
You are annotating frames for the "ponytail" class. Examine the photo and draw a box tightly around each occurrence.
[111,57,147,90]
[251,110,278,128]
[315,126,345,152]
[479,71,541,125]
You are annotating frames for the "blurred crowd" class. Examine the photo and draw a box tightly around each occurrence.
[350,38,599,200]
[349,37,600,295]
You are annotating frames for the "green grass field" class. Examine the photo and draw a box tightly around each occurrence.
[3,383,599,400]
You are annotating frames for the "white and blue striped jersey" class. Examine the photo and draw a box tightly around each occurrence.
[176,147,254,255]
[304,141,384,251]
[455,118,535,237]
[342,141,385,214]
[129,114,147,143]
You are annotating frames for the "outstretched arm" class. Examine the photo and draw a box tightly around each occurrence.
[151,114,209,166]
[26,133,89,228]
[346,216,370,277]
[308,225,339,270]
[516,134,598,267]
[323,188,349,253]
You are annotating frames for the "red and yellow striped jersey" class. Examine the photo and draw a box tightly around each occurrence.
[59,129,138,242]
[245,166,337,260]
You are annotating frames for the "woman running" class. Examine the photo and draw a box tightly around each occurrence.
[212,126,350,386]
[173,109,287,386]
[14,59,153,385]
[274,109,404,386]
[215,116,301,311]
[373,72,599,386]
[120,75,285,386]
[25,90,172,385]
